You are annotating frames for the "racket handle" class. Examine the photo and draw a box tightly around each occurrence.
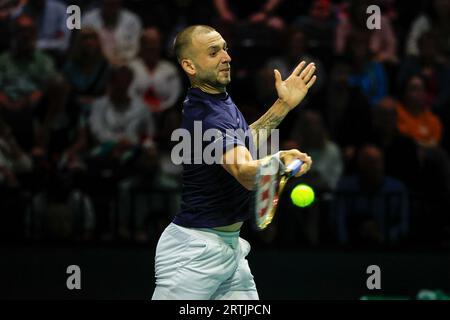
[286,159,303,177]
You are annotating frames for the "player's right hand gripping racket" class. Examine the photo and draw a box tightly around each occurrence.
[253,157,303,230]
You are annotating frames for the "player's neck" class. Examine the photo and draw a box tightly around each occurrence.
[191,82,225,95]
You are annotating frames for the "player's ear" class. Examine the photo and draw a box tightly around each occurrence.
[181,59,196,76]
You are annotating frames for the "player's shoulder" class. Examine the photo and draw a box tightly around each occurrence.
[183,89,214,113]
[184,89,236,122]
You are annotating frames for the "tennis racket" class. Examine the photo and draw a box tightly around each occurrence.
[253,158,303,230]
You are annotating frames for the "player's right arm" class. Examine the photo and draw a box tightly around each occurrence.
[221,145,312,190]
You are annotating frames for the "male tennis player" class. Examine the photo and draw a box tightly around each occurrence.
[152,25,315,300]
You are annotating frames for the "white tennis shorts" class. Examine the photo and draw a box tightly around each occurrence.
[152,222,259,300]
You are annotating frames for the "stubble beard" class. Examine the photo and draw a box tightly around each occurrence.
[198,67,230,91]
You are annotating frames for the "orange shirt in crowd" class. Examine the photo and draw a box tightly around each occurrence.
[396,103,442,146]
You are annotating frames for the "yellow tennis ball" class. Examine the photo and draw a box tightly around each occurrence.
[291,184,315,208]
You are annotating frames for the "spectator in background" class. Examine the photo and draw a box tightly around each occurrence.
[82,0,142,65]
[372,97,450,244]
[0,0,25,53]
[128,27,183,233]
[12,0,71,57]
[398,31,450,113]
[396,75,442,148]
[288,110,343,191]
[214,0,285,31]
[345,30,389,106]
[0,116,33,188]
[256,27,326,140]
[143,96,183,242]
[88,66,156,165]
[27,178,96,241]
[278,110,343,247]
[212,0,286,83]
[0,15,58,153]
[333,145,409,246]
[369,97,421,191]
[0,116,33,240]
[325,60,372,164]
[275,110,342,247]
[405,0,450,62]
[124,0,177,34]
[261,28,326,98]
[61,27,111,169]
[128,27,182,115]
[63,28,110,128]
[335,0,398,64]
[395,75,450,242]
[292,0,337,68]
[87,66,158,240]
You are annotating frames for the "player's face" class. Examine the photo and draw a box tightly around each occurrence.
[191,31,232,89]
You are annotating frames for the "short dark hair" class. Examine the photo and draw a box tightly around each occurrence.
[173,25,216,63]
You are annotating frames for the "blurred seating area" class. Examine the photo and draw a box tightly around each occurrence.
[0,0,449,249]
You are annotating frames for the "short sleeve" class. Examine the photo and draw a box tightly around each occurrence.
[202,110,250,155]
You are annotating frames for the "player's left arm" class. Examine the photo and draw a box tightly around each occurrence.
[249,61,317,148]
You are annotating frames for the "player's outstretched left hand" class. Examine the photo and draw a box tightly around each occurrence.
[274,61,317,110]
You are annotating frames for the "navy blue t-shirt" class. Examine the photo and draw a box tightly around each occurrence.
[172,87,254,228]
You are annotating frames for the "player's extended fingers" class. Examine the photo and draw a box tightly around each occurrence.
[292,149,311,166]
[291,61,306,77]
[299,62,315,80]
[302,64,316,82]
[305,75,317,89]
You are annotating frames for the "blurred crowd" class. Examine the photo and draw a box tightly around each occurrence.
[0,0,449,249]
